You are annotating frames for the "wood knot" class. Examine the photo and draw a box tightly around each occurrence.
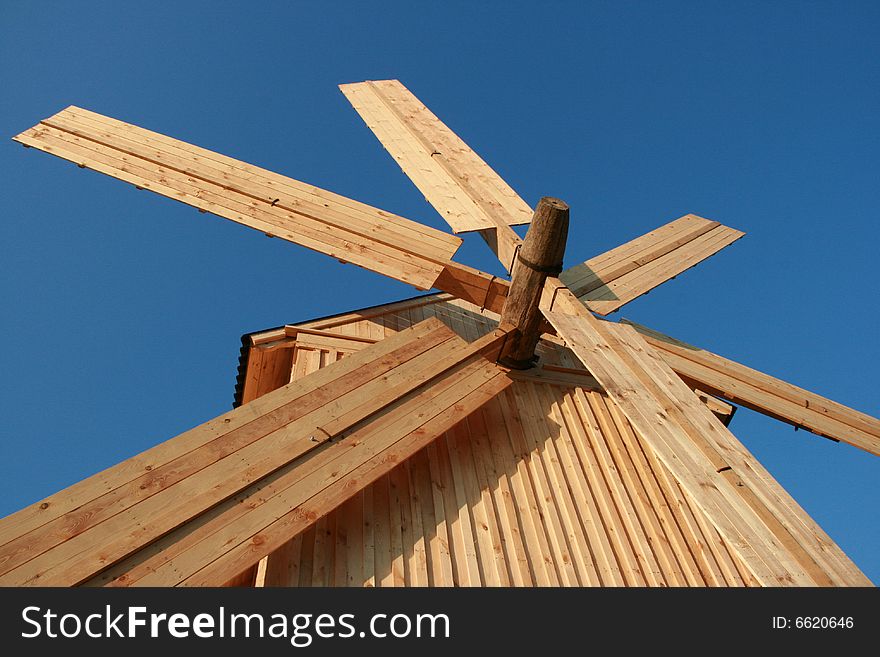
[39,502,50,510]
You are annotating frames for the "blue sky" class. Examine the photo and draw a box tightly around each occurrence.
[1,1,877,583]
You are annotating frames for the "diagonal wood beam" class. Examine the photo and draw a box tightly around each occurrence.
[540,279,870,586]
[0,318,512,586]
[559,214,745,315]
[340,79,528,273]
[13,106,514,314]
[622,320,880,456]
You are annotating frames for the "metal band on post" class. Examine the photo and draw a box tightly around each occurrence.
[516,252,563,276]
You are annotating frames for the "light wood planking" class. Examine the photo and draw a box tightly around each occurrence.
[340,79,527,271]
[0,317,452,561]
[261,297,750,586]
[624,320,880,456]
[97,351,510,586]
[263,376,772,587]
[0,318,510,586]
[541,282,869,585]
[559,214,744,315]
[253,294,866,587]
[544,308,808,585]
[340,80,532,233]
[15,106,465,291]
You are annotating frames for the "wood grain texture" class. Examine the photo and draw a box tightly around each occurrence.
[0,317,511,586]
[624,320,880,456]
[340,79,527,271]
[252,295,865,587]
[500,197,569,366]
[263,378,762,587]
[540,282,869,586]
[14,106,463,291]
[559,214,744,315]
[340,80,532,233]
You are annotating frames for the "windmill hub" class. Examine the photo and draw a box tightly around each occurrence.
[499,196,569,369]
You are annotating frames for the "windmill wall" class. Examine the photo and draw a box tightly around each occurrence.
[237,295,767,586]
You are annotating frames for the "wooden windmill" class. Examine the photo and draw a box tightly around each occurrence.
[2,80,877,587]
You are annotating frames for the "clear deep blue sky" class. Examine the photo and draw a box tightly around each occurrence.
[1,1,877,583]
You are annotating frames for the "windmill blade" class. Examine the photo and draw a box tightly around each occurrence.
[0,318,512,586]
[559,214,745,316]
[340,79,528,272]
[13,106,465,291]
[622,320,880,457]
[539,280,868,586]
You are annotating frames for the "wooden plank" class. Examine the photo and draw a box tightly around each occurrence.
[527,384,602,586]
[554,391,626,586]
[495,388,559,585]
[17,127,433,289]
[456,419,510,586]
[424,441,456,586]
[311,516,330,586]
[95,350,509,587]
[0,320,510,586]
[608,326,858,586]
[296,526,316,587]
[567,389,646,585]
[614,327,870,585]
[0,317,452,567]
[340,80,532,233]
[506,365,601,389]
[624,320,880,457]
[540,286,819,585]
[561,215,716,293]
[575,390,658,585]
[543,285,870,585]
[466,404,527,586]
[5,321,453,581]
[177,368,513,587]
[15,119,456,291]
[442,424,483,586]
[432,261,510,316]
[36,106,461,261]
[694,389,736,426]
[340,80,526,271]
[585,226,744,315]
[284,327,378,352]
[387,465,407,586]
[332,501,349,586]
[559,215,744,315]
[606,401,708,586]
[591,394,684,586]
[507,384,580,585]
[362,485,376,587]
[262,532,303,586]
[403,459,429,587]
[343,493,364,586]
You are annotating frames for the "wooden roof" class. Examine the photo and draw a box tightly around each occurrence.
[235,294,869,587]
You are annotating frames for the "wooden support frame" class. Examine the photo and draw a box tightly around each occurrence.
[624,320,880,456]
[0,318,512,586]
[14,106,463,290]
[540,279,870,586]
[340,79,528,273]
[559,214,745,315]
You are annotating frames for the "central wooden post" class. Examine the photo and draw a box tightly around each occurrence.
[499,196,569,369]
